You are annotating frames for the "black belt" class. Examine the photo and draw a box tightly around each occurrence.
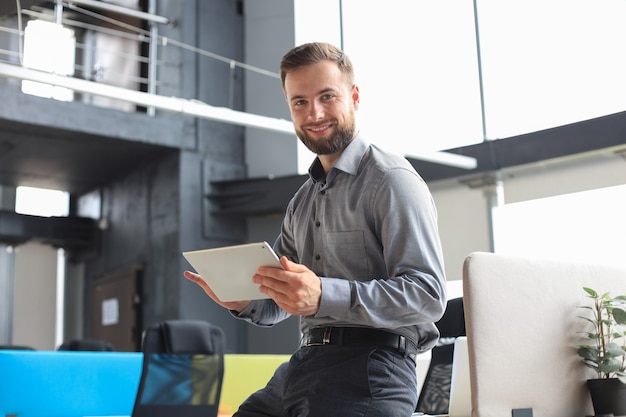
[300,326,417,359]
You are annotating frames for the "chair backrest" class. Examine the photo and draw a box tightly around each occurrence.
[132,319,225,417]
[416,297,466,415]
[0,344,35,350]
[436,296,466,339]
[462,251,626,417]
[58,338,114,351]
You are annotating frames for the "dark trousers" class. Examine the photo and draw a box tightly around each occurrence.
[233,344,418,417]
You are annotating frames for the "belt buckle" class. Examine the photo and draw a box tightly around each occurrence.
[322,327,332,344]
[305,327,332,346]
[398,335,406,354]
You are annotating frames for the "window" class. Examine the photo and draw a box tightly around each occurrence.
[21,20,75,101]
[478,0,626,139]
[15,186,69,217]
[295,0,626,153]
[493,184,626,267]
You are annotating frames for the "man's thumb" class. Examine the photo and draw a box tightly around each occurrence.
[280,256,298,271]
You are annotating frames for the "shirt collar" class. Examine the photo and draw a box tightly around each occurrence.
[308,135,369,183]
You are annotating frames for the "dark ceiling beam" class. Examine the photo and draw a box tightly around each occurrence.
[409,110,626,182]
[208,111,626,217]
[0,210,99,254]
[207,174,308,217]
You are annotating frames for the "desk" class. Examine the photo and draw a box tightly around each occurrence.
[219,354,291,415]
[0,350,290,417]
[1,349,428,417]
[0,350,142,417]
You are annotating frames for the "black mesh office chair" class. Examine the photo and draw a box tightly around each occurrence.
[0,345,35,350]
[58,338,114,351]
[132,319,225,417]
[416,297,466,415]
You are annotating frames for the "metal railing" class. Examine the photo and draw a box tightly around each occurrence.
[0,0,278,113]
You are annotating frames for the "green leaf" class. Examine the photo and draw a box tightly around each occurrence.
[581,360,600,371]
[605,343,626,357]
[577,316,598,328]
[613,295,626,303]
[583,287,598,298]
[578,345,600,361]
[598,359,622,374]
[601,318,614,327]
[613,307,626,325]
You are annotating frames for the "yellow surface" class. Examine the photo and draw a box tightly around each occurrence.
[219,353,291,416]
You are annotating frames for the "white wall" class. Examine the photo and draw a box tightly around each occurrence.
[503,151,626,204]
[13,242,58,350]
[431,182,492,282]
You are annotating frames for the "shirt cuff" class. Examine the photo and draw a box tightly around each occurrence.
[316,277,352,318]
[231,300,262,321]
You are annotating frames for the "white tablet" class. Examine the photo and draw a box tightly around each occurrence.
[182,241,283,302]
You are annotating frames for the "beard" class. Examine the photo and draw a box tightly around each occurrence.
[296,117,356,155]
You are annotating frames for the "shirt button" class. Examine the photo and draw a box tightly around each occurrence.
[315,221,321,227]
[320,190,326,195]
[315,254,321,260]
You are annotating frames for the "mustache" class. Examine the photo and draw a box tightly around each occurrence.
[303,120,334,128]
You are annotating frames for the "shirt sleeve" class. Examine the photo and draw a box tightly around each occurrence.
[231,298,290,327]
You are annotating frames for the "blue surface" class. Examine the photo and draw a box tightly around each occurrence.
[0,350,143,417]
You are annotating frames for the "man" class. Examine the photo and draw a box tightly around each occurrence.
[185,42,447,417]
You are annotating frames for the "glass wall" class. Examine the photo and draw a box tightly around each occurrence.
[295,0,626,155]
[478,0,626,139]
[493,184,626,267]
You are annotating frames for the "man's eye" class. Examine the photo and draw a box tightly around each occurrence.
[294,100,306,106]
[322,94,334,100]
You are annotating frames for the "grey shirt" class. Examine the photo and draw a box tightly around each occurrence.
[235,135,447,352]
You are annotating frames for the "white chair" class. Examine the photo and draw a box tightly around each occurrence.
[462,251,626,417]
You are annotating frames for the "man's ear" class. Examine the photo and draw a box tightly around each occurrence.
[351,85,360,109]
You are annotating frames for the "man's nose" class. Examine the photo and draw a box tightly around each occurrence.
[308,102,324,121]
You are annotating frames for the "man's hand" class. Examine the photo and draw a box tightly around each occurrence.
[183,270,252,313]
[253,256,321,316]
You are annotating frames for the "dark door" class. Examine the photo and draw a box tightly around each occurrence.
[90,266,142,351]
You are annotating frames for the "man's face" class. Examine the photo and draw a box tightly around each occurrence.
[284,60,360,155]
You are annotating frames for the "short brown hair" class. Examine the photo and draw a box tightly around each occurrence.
[280,42,354,89]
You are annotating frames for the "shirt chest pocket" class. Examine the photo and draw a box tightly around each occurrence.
[324,231,369,280]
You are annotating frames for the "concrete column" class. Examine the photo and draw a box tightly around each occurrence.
[460,172,504,252]
[483,173,504,252]
[0,186,16,345]
[243,0,298,178]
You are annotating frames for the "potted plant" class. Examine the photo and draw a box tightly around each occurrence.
[577,287,626,416]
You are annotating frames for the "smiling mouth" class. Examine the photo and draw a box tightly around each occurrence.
[306,122,333,133]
